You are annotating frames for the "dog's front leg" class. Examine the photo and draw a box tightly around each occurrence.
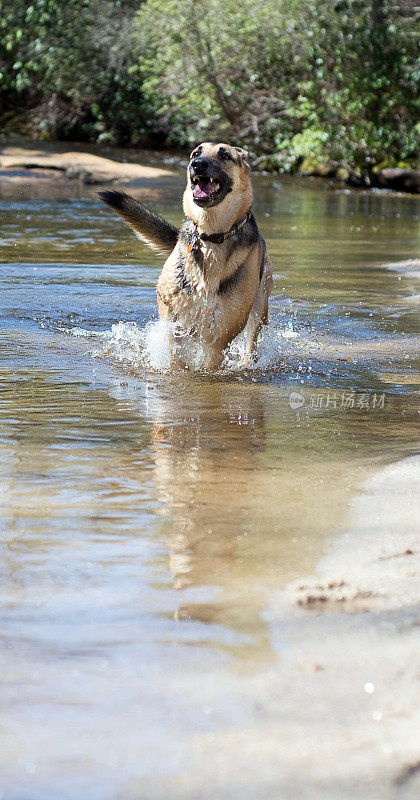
[241,264,272,367]
[241,310,264,367]
[203,344,224,372]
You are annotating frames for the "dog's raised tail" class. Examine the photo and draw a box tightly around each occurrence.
[98,189,178,256]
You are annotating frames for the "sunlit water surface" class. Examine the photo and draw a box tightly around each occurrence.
[0,164,419,798]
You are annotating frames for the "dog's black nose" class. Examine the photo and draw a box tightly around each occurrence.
[190,157,212,173]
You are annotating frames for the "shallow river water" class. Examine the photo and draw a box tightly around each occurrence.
[0,163,419,798]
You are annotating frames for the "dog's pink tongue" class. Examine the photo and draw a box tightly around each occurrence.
[193,180,217,199]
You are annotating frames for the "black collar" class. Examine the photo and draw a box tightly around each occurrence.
[195,210,252,244]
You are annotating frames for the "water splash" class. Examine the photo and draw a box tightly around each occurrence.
[222,321,298,372]
[97,320,170,371]
[86,317,299,374]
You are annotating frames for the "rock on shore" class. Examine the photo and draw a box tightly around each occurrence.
[0,146,173,184]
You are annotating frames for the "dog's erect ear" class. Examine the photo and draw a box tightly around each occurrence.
[235,146,249,167]
[235,146,250,172]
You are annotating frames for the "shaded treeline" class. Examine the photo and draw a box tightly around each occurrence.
[0,0,418,176]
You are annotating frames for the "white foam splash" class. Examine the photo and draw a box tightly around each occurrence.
[96,320,169,370]
[222,322,298,371]
[143,320,173,370]
[88,317,299,374]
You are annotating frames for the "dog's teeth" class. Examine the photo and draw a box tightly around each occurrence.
[214,183,220,191]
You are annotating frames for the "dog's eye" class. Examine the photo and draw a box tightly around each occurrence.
[218,149,232,162]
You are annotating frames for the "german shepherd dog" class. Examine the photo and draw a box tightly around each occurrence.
[99,142,273,369]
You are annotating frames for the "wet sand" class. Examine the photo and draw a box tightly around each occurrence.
[129,456,420,800]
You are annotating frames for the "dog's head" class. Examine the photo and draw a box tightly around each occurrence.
[184,142,251,217]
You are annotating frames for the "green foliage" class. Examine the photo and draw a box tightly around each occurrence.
[136,0,307,147]
[0,0,146,141]
[0,0,418,171]
[136,0,419,171]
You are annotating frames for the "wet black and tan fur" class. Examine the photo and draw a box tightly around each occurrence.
[99,142,273,369]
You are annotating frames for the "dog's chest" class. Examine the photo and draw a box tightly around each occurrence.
[172,244,235,342]
[174,285,224,344]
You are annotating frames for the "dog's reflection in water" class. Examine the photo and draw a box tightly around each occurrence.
[146,379,277,659]
[148,381,266,586]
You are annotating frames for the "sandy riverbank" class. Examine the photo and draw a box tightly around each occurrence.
[0,144,173,184]
[126,456,420,800]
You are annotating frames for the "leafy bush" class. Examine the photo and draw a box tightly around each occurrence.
[0,0,146,142]
[0,0,418,172]
[136,0,419,172]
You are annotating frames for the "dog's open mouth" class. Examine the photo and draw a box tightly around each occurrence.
[191,177,221,201]
[189,164,231,207]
